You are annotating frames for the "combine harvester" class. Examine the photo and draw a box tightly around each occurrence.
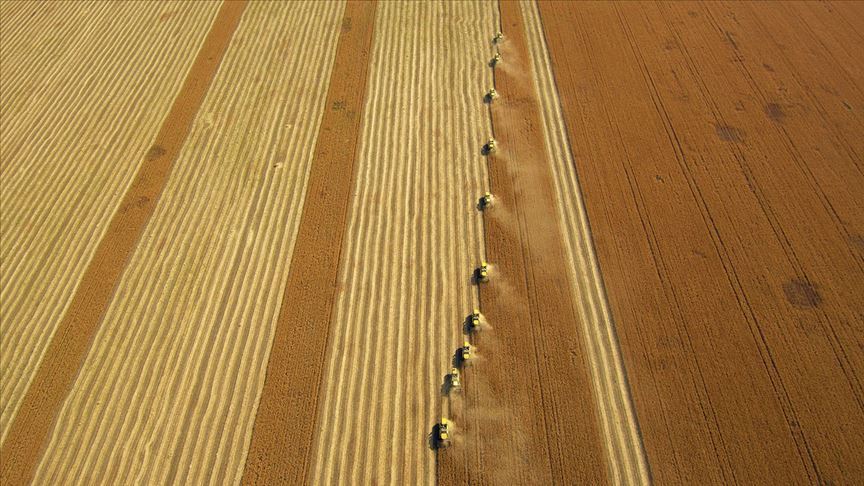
[484,138,497,154]
[450,368,462,392]
[436,418,452,448]
[468,308,482,332]
[475,262,490,283]
[461,341,473,364]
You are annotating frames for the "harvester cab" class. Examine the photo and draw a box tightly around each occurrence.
[438,418,452,448]
[476,262,489,283]
[461,341,473,362]
[469,308,482,331]
[485,138,497,154]
[479,192,493,209]
[450,368,462,391]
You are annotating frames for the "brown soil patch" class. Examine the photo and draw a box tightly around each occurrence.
[0,3,247,484]
[239,2,377,484]
[438,1,608,484]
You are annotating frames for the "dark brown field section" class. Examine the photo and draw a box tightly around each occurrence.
[0,2,247,484]
[539,1,864,484]
[439,1,608,484]
[240,2,376,484]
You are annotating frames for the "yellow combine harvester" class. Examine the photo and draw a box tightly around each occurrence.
[485,138,497,153]
[461,341,473,362]
[437,418,452,448]
[450,368,462,391]
[476,262,489,283]
[469,309,482,331]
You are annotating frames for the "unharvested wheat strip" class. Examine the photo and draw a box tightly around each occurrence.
[0,1,222,447]
[526,0,626,480]
[519,1,650,483]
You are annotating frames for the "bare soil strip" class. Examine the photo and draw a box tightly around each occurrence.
[539,2,864,483]
[240,2,377,484]
[0,2,246,484]
[439,1,609,483]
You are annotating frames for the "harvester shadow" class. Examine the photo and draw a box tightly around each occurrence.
[476,196,490,212]
[471,268,485,286]
[462,314,476,336]
[441,373,455,396]
[427,430,437,451]
[429,425,445,450]
[452,347,466,370]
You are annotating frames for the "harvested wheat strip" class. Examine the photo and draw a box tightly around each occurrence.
[0,1,221,444]
[29,2,345,485]
[310,2,493,485]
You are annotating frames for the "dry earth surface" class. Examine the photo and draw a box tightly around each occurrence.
[1,1,862,485]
